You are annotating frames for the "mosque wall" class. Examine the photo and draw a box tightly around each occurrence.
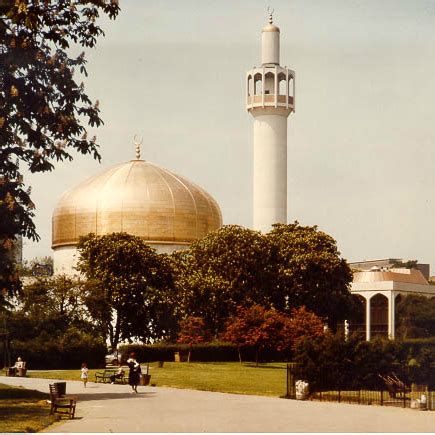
[53,242,190,275]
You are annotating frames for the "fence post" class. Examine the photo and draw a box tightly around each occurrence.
[380,389,383,406]
[286,363,296,399]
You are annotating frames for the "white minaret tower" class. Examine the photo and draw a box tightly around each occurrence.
[246,10,295,232]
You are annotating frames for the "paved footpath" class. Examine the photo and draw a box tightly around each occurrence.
[1,375,434,432]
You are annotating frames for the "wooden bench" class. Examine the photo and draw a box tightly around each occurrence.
[48,384,77,419]
[95,367,128,384]
[378,373,411,399]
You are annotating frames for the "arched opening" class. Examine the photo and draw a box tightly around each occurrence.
[370,293,388,338]
[288,76,294,99]
[278,72,286,96]
[247,75,253,97]
[264,72,274,95]
[348,294,365,339]
[254,73,262,96]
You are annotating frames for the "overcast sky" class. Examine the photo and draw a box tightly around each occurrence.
[23,0,435,273]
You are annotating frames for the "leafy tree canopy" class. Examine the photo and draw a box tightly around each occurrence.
[171,223,353,334]
[0,0,120,242]
[266,222,353,328]
[76,232,176,348]
[223,304,325,364]
[170,225,274,333]
[396,295,435,339]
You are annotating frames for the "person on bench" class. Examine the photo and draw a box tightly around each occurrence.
[10,357,25,376]
[110,363,125,384]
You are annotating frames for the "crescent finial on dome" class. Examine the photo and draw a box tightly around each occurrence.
[133,134,143,160]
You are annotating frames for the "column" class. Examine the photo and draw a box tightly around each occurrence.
[388,291,395,340]
[365,296,371,341]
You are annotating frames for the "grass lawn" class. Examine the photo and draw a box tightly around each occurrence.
[0,383,55,433]
[29,362,288,397]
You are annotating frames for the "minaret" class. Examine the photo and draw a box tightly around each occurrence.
[246,10,295,232]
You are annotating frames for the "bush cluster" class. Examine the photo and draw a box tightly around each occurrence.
[2,332,107,370]
[293,335,435,391]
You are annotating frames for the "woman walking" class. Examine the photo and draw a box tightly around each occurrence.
[126,352,141,393]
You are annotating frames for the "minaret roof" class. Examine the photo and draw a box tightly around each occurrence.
[262,23,280,33]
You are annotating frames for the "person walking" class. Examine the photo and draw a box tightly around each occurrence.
[81,362,89,388]
[127,352,141,393]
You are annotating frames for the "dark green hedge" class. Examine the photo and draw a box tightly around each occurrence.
[119,342,288,363]
[1,330,107,370]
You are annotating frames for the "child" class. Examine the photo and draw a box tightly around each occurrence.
[81,362,89,387]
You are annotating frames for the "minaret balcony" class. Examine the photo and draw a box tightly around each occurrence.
[246,66,295,113]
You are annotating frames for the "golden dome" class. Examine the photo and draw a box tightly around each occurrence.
[52,160,222,248]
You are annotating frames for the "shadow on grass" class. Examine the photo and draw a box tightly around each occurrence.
[0,384,49,400]
[243,363,286,370]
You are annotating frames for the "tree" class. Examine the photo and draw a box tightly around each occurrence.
[170,225,274,334]
[76,232,176,348]
[266,222,353,329]
[0,0,120,244]
[395,295,435,338]
[177,316,211,363]
[223,304,324,365]
[19,274,85,325]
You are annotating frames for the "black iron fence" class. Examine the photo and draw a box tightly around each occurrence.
[285,363,434,411]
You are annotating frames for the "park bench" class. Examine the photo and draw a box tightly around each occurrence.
[95,367,128,384]
[378,373,411,399]
[48,383,77,419]
[2,361,27,377]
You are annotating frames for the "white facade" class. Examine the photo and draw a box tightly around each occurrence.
[53,243,189,276]
[246,14,295,232]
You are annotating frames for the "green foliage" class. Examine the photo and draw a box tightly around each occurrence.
[17,255,53,277]
[396,295,435,338]
[0,0,120,245]
[119,342,288,363]
[293,334,435,390]
[2,273,107,369]
[5,331,107,369]
[266,222,353,328]
[77,232,177,347]
[390,259,419,269]
[170,223,352,334]
[170,225,274,333]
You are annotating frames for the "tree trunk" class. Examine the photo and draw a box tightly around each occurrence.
[255,347,259,367]
[238,346,242,364]
[188,350,191,363]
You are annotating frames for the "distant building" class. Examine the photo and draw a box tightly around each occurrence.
[350,259,435,340]
[349,258,430,280]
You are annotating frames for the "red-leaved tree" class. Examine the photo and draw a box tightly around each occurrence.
[177,316,211,362]
[223,304,325,365]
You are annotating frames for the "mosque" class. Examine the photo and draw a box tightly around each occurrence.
[52,11,293,276]
[51,12,434,341]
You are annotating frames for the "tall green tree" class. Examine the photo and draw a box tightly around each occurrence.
[77,233,176,348]
[170,225,274,334]
[396,295,435,338]
[266,222,353,328]
[0,0,120,245]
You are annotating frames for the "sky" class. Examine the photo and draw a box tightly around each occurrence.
[23,0,435,272]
